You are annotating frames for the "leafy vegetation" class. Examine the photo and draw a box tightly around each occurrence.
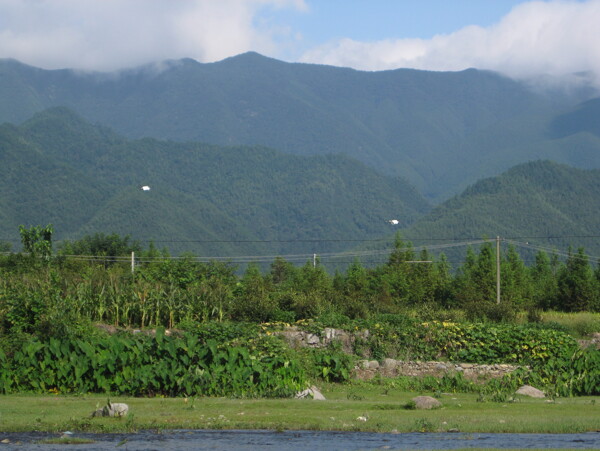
[0,331,305,397]
[1,229,599,398]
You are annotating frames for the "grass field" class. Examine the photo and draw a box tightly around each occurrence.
[1,384,598,434]
[539,312,600,337]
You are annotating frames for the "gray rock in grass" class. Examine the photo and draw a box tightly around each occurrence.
[515,385,545,398]
[412,396,442,409]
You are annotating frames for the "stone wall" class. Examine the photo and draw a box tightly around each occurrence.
[277,326,520,380]
[277,326,366,354]
[354,359,519,381]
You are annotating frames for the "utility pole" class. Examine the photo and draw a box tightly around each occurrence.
[313,253,317,268]
[131,251,135,274]
[496,236,501,304]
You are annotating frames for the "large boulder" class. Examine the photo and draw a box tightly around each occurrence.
[515,385,545,398]
[412,396,442,409]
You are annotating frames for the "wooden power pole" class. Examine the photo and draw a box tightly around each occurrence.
[496,236,501,304]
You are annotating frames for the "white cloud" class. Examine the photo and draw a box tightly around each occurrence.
[0,0,306,71]
[301,0,600,87]
[1,0,598,90]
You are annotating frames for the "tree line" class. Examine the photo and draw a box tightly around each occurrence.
[1,227,598,339]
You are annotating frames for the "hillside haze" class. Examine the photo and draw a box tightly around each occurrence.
[3,53,600,201]
[0,108,429,256]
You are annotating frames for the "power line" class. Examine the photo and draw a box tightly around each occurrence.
[505,239,600,262]
[2,234,600,244]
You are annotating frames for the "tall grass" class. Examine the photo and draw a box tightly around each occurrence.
[539,311,600,337]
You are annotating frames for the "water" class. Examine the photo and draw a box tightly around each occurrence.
[1,429,599,450]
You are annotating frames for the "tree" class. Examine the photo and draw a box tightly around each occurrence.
[405,249,436,305]
[454,243,495,307]
[233,263,276,322]
[60,232,141,259]
[557,247,599,312]
[270,257,297,286]
[382,234,415,305]
[434,253,453,306]
[501,244,532,307]
[530,250,559,310]
[19,224,53,261]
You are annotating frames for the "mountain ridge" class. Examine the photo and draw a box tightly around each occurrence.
[4,53,599,201]
[0,107,429,256]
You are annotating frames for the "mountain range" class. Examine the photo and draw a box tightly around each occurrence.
[1,53,600,261]
[2,52,600,202]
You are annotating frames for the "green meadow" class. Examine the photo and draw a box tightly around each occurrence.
[1,384,598,434]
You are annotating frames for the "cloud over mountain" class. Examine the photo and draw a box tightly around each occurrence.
[0,0,306,71]
[301,0,600,88]
[0,0,597,90]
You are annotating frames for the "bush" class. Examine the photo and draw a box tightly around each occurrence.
[0,330,306,397]
[308,347,354,383]
[420,321,578,364]
[510,347,600,396]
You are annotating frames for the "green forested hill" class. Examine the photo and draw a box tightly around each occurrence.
[3,53,599,201]
[402,160,600,256]
[0,108,429,256]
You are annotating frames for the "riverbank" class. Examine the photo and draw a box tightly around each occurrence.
[2,429,600,450]
[1,384,598,435]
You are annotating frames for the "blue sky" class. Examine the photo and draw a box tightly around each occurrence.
[265,0,530,45]
[0,0,597,87]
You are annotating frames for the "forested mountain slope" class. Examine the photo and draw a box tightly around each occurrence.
[3,53,599,201]
[402,160,600,256]
[0,108,429,255]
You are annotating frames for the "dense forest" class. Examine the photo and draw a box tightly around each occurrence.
[3,108,600,259]
[402,160,600,256]
[0,107,428,255]
[2,53,600,200]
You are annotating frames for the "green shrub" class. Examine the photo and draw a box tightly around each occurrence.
[309,348,354,382]
[510,347,600,396]
[0,330,306,397]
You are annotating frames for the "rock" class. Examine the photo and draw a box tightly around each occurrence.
[515,385,545,398]
[306,334,320,345]
[356,416,368,422]
[367,360,380,370]
[412,396,442,409]
[92,402,129,417]
[95,324,119,334]
[357,360,370,370]
[295,385,326,400]
[324,328,336,340]
[382,358,397,369]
